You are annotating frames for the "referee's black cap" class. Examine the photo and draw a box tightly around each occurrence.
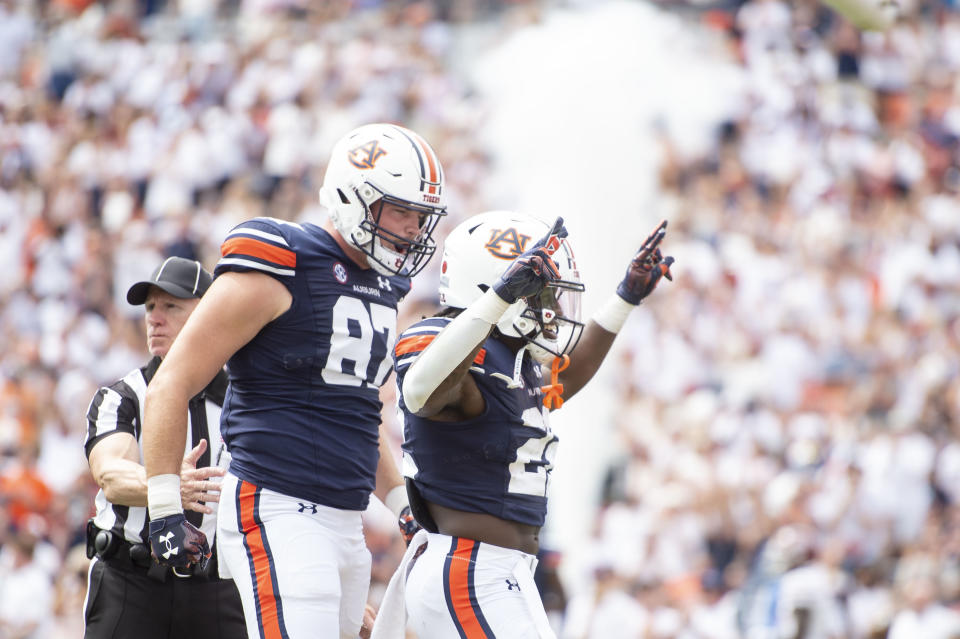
[126,257,213,305]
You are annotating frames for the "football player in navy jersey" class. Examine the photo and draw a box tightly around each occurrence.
[141,123,446,639]
[371,211,674,639]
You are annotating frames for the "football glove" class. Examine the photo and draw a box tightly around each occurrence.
[398,505,422,546]
[616,219,675,305]
[492,217,565,304]
[148,513,210,570]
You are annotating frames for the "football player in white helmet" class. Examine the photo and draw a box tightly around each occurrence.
[370,212,675,639]
[437,211,586,367]
[319,123,447,277]
[143,123,447,639]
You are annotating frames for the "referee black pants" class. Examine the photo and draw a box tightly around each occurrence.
[84,556,247,639]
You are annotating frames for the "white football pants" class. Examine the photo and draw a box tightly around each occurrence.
[217,472,371,639]
[404,532,556,639]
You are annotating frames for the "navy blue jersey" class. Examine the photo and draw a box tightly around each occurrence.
[393,317,557,526]
[215,217,410,510]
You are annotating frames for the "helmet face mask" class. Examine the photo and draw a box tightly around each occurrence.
[359,192,445,276]
[439,210,585,361]
[521,283,585,364]
[319,123,447,277]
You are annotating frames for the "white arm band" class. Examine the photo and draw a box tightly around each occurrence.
[147,473,183,519]
[384,484,409,519]
[592,294,636,334]
[402,289,511,414]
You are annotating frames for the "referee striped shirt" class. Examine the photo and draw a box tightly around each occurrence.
[84,356,228,546]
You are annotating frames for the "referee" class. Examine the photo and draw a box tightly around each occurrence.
[83,257,245,639]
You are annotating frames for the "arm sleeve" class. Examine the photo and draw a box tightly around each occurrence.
[393,318,451,375]
[398,290,508,414]
[393,318,450,412]
[393,317,489,413]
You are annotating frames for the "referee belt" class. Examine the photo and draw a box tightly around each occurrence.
[87,522,219,583]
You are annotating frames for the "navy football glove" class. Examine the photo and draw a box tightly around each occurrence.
[148,513,210,570]
[616,219,675,305]
[492,217,565,304]
[398,505,421,546]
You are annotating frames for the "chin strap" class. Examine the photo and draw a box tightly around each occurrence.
[510,345,529,389]
[540,354,570,410]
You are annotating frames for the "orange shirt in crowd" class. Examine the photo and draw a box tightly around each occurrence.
[0,463,53,529]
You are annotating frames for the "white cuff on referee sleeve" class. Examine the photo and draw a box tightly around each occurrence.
[592,294,637,334]
[147,474,183,519]
[402,289,510,414]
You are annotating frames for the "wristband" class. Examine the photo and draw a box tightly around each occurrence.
[593,294,636,334]
[147,474,183,519]
[384,484,409,519]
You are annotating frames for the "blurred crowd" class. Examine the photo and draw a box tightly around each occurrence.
[0,0,958,637]
[571,0,960,637]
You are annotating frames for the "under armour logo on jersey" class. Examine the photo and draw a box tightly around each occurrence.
[297,503,318,514]
[348,140,387,169]
[485,227,532,260]
[159,532,179,559]
[506,579,521,591]
[377,276,392,291]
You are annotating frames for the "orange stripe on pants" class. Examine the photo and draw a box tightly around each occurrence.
[447,538,489,638]
[238,481,285,639]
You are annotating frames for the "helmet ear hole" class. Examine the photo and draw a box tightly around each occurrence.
[351,227,370,245]
[336,189,350,205]
[513,316,535,335]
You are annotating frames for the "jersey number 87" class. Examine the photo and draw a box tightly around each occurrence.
[322,297,396,388]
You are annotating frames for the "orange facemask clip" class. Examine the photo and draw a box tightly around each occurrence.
[540,354,570,410]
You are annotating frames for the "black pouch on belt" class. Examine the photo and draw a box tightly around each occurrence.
[85,519,121,560]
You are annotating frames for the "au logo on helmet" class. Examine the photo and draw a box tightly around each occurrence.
[485,227,532,260]
[348,141,387,169]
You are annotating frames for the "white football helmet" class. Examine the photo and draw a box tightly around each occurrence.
[438,211,585,363]
[319,123,447,276]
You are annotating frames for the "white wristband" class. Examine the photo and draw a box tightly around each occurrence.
[384,484,409,519]
[593,294,636,334]
[147,474,183,519]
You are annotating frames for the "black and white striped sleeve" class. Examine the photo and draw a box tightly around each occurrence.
[84,380,141,459]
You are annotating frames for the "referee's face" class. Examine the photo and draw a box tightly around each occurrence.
[144,288,201,359]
